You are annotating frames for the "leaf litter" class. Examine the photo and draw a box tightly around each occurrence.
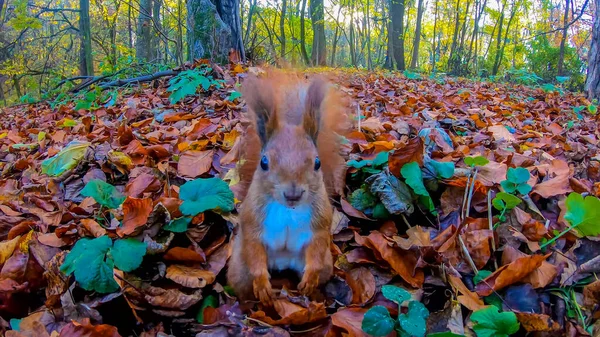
[0,63,600,336]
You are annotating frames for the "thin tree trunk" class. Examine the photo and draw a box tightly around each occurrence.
[410,0,424,69]
[390,0,405,70]
[300,0,311,65]
[310,0,326,65]
[153,0,163,60]
[448,0,461,73]
[585,0,599,99]
[79,0,93,76]
[128,0,133,49]
[493,0,518,75]
[244,0,257,43]
[491,0,506,75]
[177,0,183,64]
[431,0,438,71]
[366,0,372,69]
[557,0,570,76]
[136,0,152,61]
[330,5,342,66]
[280,0,287,58]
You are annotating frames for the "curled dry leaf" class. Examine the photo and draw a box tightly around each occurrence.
[345,266,376,305]
[118,197,153,237]
[144,286,203,310]
[330,307,370,337]
[251,299,327,325]
[475,253,550,296]
[448,274,485,311]
[165,265,216,288]
[515,312,561,332]
[80,219,106,238]
[59,318,121,337]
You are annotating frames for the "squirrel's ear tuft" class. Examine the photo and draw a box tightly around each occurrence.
[242,75,278,146]
[303,77,328,142]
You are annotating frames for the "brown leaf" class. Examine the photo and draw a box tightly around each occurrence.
[475,253,550,296]
[515,312,561,332]
[125,172,161,198]
[340,198,371,220]
[345,267,376,305]
[251,299,327,325]
[44,251,69,308]
[354,231,424,288]
[118,197,153,237]
[177,150,213,178]
[448,274,485,311]
[394,226,432,250]
[164,247,205,263]
[144,286,203,310]
[59,318,121,337]
[532,159,572,198]
[165,265,216,288]
[0,235,20,265]
[502,246,557,288]
[80,219,107,238]
[388,137,424,176]
[330,307,370,337]
[477,161,507,186]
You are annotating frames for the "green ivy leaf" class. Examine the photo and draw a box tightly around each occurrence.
[398,301,430,337]
[111,239,146,272]
[361,306,396,336]
[516,183,532,195]
[164,217,192,233]
[80,180,126,209]
[41,141,90,177]
[471,306,520,337]
[179,177,235,216]
[588,104,598,115]
[348,186,378,212]
[564,193,600,236]
[507,167,530,185]
[196,294,219,323]
[381,285,411,304]
[60,236,119,293]
[492,192,521,211]
[464,156,489,167]
[401,162,435,213]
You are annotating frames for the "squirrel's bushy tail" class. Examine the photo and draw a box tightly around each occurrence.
[236,70,350,200]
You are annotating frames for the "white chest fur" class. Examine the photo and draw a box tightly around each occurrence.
[262,201,313,272]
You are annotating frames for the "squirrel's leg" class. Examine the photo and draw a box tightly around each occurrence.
[242,237,274,306]
[298,229,333,295]
[227,234,254,301]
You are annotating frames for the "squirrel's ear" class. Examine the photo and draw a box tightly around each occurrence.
[303,77,328,142]
[242,76,278,146]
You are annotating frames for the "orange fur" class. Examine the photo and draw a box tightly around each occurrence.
[227,70,349,305]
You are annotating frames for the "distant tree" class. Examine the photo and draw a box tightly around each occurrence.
[410,0,424,69]
[187,0,245,63]
[389,0,406,70]
[586,0,599,99]
[310,0,326,65]
[80,0,93,75]
[136,0,152,61]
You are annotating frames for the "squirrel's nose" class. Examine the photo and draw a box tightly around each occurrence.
[284,188,304,202]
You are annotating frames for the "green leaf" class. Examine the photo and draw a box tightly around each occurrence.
[80,180,126,209]
[401,162,435,213]
[227,91,242,101]
[41,141,90,176]
[507,167,530,184]
[373,151,390,167]
[372,203,390,219]
[564,193,600,236]
[361,306,396,336]
[427,333,466,337]
[398,301,430,337]
[492,192,521,211]
[168,69,215,104]
[61,118,78,127]
[471,306,520,337]
[348,186,378,212]
[588,104,598,115]
[516,183,532,195]
[164,217,192,233]
[474,270,493,284]
[10,318,22,331]
[464,156,489,167]
[37,131,46,142]
[60,236,119,293]
[111,239,146,272]
[555,76,570,84]
[500,181,517,194]
[430,160,455,179]
[196,294,219,323]
[347,159,370,169]
[381,285,411,304]
[179,177,235,216]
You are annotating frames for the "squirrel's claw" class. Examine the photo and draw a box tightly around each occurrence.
[298,272,319,296]
[253,275,274,306]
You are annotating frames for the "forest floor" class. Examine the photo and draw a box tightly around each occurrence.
[0,63,599,337]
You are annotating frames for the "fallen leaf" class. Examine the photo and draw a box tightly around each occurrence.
[118,197,153,237]
[177,150,214,178]
[165,265,215,288]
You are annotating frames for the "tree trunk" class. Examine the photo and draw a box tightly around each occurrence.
[585,0,600,99]
[177,0,184,64]
[389,0,405,70]
[557,0,570,76]
[136,0,152,61]
[447,0,461,73]
[187,0,245,63]
[310,0,326,65]
[244,0,257,43]
[366,0,372,69]
[491,0,505,75]
[153,0,163,60]
[280,0,287,58]
[128,0,133,49]
[410,0,424,69]
[79,0,93,76]
[300,0,311,65]
[330,5,342,66]
[431,0,438,71]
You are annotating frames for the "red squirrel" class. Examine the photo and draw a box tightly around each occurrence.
[227,72,347,306]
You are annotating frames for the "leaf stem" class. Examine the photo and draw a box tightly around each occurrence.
[461,171,472,221]
[487,190,498,270]
[540,223,577,249]
[465,168,479,219]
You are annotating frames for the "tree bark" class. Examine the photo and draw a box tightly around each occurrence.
[153,0,163,60]
[128,0,133,49]
[585,0,599,99]
[431,0,438,71]
[79,0,93,76]
[389,0,405,70]
[410,0,424,69]
[366,0,372,69]
[280,0,287,58]
[136,0,152,61]
[557,0,570,76]
[310,0,326,65]
[187,0,245,63]
[244,0,257,43]
[300,0,311,64]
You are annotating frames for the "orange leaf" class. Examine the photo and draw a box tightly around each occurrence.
[330,307,370,337]
[388,137,423,176]
[59,318,121,337]
[118,197,153,237]
[448,274,485,311]
[177,150,213,178]
[475,253,550,296]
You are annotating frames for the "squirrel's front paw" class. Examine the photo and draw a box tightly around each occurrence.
[253,274,274,306]
[298,270,319,296]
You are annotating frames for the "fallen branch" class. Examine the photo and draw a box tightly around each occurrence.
[97,70,178,90]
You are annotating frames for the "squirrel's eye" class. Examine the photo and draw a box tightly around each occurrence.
[314,157,321,171]
[260,156,269,171]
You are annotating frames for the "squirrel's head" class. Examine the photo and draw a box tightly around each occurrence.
[243,75,329,208]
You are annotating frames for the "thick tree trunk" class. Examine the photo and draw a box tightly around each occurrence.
[300,0,311,65]
[557,0,570,76]
[389,0,405,70]
[79,0,93,76]
[187,0,245,63]
[136,0,152,61]
[585,0,600,99]
[410,0,424,69]
[280,0,287,58]
[310,0,326,65]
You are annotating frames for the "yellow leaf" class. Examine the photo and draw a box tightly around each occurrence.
[0,235,20,265]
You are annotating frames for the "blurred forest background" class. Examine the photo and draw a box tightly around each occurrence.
[0,0,596,106]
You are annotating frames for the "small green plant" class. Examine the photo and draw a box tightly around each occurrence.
[60,236,146,293]
[178,177,235,216]
[464,156,489,168]
[81,179,126,209]
[462,156,489,219]
[167,67,223,104]
[74,87,102,111]
[540,193,600,249]
[403,70,422,80]
[347,151,389,175]
[361,285,430,337]
[500,167,532,195]
[492,192,522,223]
[401,161,436,214]
[19,93,36,104]
[470,306,520,337]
